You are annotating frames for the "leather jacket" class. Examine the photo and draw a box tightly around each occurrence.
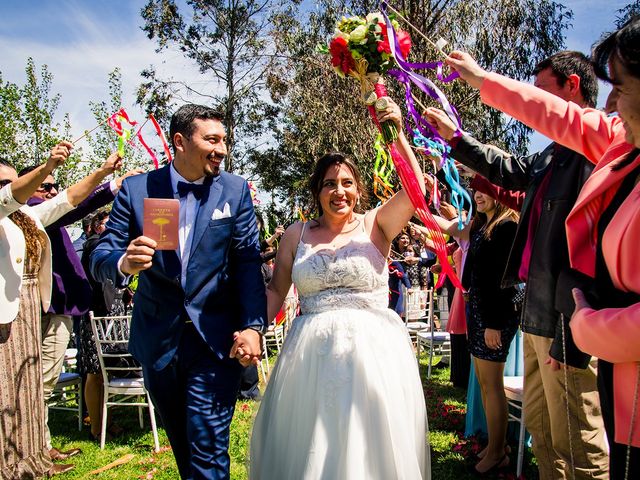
[451,134,594,368]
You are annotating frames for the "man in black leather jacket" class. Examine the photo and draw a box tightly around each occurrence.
[426,52,608,479]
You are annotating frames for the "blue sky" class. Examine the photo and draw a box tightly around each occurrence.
[0,0,632,155]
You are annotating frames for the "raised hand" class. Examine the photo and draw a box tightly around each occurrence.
[446,51,487,89]
[100,152,123,175]
[45,141,73,172]
[115,168,145,189]
[423,107,458,141]
[376,97,403,132]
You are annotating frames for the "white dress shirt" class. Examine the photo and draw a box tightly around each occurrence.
[169,164,206,289]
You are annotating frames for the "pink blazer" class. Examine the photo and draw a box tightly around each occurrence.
[480,72,640,447]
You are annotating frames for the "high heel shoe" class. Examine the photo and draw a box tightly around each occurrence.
[469,453,509,477]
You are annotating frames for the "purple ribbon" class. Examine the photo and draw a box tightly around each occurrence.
[380,1,463,138]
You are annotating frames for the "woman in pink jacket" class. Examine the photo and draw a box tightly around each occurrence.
[427,16,640,478]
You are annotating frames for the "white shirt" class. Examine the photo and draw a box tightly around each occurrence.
[169,164,206,289]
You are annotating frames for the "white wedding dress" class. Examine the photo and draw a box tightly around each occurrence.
[250,224,430,479]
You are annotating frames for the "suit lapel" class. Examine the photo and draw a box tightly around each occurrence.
[146,166,181,277]
[189,177,223,257]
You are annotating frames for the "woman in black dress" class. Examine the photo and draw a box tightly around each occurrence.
[434,191,519,474]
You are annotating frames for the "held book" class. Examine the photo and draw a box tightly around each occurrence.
[143,198,179,250]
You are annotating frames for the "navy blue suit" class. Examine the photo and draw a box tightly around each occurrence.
[91,165,267,479]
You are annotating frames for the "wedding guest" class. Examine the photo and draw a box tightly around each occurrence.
[18,158,138,468]
[1,143,121,477]
[438,19,639,475]
[425,49,608,479]
[433,192,519,474]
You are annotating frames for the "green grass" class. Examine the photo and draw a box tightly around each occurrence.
[50,357,537,479]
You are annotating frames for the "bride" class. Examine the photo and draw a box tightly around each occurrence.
[250,98,430,479]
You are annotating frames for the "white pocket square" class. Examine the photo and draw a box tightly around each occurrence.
[211,202,231,220]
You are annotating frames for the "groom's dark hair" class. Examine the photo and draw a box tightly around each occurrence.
[169,104,225,152]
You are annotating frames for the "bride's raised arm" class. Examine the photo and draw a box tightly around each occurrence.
[373,99,426,243]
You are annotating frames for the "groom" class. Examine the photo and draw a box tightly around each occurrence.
[91,104,267,479]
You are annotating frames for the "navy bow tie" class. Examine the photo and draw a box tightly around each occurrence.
[177,181,208,200]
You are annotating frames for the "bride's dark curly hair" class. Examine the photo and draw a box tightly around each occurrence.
[308,153,369,216]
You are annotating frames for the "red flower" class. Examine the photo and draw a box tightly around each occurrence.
[377,23,411,58]
[329,36,355,75]
[377,22,391,54]
[398,30,412,58]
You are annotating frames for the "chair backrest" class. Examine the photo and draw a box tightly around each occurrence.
[90,313,141,382]
[403,287,432,322]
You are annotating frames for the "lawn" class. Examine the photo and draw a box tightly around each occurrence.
[50,355,537,479]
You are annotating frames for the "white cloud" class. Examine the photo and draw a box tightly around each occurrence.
[0,0,216,144]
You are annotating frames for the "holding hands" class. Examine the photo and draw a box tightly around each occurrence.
[230,329,262,367]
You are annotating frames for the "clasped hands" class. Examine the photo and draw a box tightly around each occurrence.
[229,329,262,367]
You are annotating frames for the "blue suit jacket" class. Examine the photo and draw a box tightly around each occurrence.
[90,166,267,370]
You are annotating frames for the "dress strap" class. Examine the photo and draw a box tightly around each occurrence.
[298,221,307,244]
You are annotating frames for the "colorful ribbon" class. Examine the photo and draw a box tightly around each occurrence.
[366,5,462,288]
[149,114,173,163]
[107,108,137,157]
[373,134,395,202]
[248,181,260,205]
[413,129,472,230]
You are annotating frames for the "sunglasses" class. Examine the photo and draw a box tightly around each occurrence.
[0,179,11,188]
[39,182,59,192]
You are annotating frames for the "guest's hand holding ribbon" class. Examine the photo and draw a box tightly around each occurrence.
[230,329,262,367]
[445,51,487,90]
[45,141,73,172]
[423,107,458,141]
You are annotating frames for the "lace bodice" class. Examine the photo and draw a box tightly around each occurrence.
[291,230,389,314]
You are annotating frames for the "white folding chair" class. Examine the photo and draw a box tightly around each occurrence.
[90,313,160,451]
[48,348,83,431]
[260,297,299,384]
[504,375,526,478]
[402,287,431,347]
[416,292,451,377]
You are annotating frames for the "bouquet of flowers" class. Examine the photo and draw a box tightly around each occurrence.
[326,12,411,143]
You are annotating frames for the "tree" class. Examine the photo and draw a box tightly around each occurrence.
[617,1,640,26]
[54,69,155,186]
[252,0,572,215]
[139,0,296,173]
[0,58,74,172]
